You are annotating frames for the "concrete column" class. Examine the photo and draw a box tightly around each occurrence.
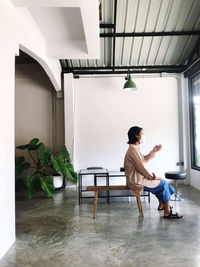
[179,74,191,184]
[64,73,75,162]
[0,43,16,259]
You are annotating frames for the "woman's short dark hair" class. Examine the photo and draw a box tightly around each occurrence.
[127,126,143,144]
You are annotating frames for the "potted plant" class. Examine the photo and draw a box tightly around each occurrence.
[16,138,77,199]
[15,156,30,191]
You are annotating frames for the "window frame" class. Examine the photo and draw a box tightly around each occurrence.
[188,71,200,171]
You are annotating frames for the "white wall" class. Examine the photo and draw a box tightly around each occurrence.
[1,0,61,91]
[0,0,60,258]
[73,76,180,183]
[0,0,99,258]
[11,0,100,60]
[0,43,15,259]
[190,170,200,189]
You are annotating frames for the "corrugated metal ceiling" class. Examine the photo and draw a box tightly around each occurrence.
[61,0,200,75]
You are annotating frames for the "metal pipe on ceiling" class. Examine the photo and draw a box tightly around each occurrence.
[62,65,185,71]
[64,68,183,75]
[100,31,200,38]
[72,73,180,79]
[100,24,114,28]
[112,0,117,72]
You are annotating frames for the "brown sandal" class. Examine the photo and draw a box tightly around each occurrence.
[164,210,183,219]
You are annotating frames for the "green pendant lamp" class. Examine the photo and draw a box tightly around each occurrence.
[123,72,137,91]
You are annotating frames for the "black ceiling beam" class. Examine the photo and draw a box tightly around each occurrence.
[62,66,184,75]
[63,65,185,72]
[100,31,200,38]
[100,24,114,28]
[67,69,183,75]
[112,0,117,72]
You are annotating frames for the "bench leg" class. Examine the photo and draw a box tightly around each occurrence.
[136,196,144,217]
[93,191,98,219]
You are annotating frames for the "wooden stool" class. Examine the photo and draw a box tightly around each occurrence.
[86,185,143,218]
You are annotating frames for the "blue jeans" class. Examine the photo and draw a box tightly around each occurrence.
[144,180,174,204]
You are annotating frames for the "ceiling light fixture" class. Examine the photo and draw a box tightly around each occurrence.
[123,71,137,91]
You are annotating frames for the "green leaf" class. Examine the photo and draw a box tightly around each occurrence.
[32,174,41,191]
[26,174,36,199]
[26,174,41,199]
[62,162,77,184]
[38,143,45,153]
[43,150,52,166]
[15,156,30,177]
[60,146,71,163]
[17,139,77,198]
[16,138,41,151]
[51,152,77,184]
[65,162,74,173]
[28,138,40,151]
[15,163,25,177]
[16,156,25,164]
[51,155,65,176]
[23,162,30,169]
[65,162,77,184]
[38,144,52,167]
[40,176,55,198]
[65,165,78,184]
[69,169,78,184]
[16,144,29,150]
[64,166,74,180]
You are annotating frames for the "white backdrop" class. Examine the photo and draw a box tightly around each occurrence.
[73,76,180,183]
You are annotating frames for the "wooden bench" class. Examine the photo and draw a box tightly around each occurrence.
[86,185,143,218]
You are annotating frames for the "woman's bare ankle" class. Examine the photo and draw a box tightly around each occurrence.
[163,203,170,215]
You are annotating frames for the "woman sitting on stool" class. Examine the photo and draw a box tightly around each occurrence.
[124,126,183,219]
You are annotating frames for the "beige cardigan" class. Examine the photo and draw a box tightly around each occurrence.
[124,144,160,196]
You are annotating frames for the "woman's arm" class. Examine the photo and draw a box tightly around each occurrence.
[144,144,162,163]
[131,149,154,180]
[144,150,155,163]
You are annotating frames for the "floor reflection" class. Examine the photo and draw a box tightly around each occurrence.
[1,185,200,267]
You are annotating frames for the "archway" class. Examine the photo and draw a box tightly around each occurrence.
[15,49,65,196]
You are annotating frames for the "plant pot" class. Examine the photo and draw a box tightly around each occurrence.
[53,175,65,189]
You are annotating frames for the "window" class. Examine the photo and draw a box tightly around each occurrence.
[189,73,200,170]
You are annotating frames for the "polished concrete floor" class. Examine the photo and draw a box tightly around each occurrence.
[0,185,200,267]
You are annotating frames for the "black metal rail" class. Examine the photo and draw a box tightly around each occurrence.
[112,0,117,72]
[63,64,184,71]
[100,31,200,38]
[100,23,114,28]
[62,65,184,75]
